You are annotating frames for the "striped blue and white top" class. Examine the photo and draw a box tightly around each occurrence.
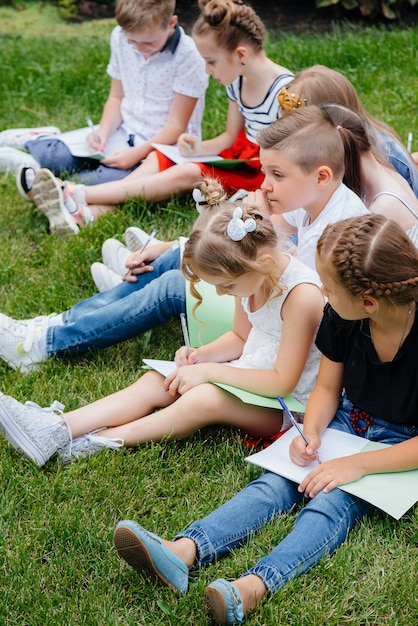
[226,72,294,144]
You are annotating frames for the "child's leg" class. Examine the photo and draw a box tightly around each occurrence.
[65,371,175,438]
[99,382,283,445]
[84,161,202,205]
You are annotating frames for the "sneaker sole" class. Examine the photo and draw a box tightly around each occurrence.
[0,402,46,466]
[31,169,79,235]
[113,526,180,594]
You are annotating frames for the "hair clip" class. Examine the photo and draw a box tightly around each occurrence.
[277,86,307,112]
[226,207,256,242]
[192,187,208,214]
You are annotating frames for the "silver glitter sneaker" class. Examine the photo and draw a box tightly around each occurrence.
[0,394,71,466]
[57,430,124,464]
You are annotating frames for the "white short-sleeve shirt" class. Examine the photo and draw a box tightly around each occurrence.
[283,183,369,270]
[107,25,208,141]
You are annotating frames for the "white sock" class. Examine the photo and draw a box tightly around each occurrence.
[74,185,86,205]
[47,313,64,327]
[36,329,49,360]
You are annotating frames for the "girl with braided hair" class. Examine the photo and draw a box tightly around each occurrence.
[29,0,294,233]
[0,178,324,466]
[104,214,416,625]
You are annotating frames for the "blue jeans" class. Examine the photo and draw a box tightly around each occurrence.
[176,393,415,595]
[46,246,184,357]
[25,138,137,183]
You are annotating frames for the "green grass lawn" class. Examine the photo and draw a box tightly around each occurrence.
[0,5,417,624]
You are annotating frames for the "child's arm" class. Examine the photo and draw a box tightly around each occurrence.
[171,283,324,397]
[175,298,251,367]
[103,92,200,169]
[123,241,176,282]
[293,357,418,498]
[299,435,418,499]
[88,78,124,153]
[178,100,244,158]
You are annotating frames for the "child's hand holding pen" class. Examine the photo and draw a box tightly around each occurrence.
[277,396,321,465]
[86,116,104,152]
[178,133,201,157]
[122,228,158,281]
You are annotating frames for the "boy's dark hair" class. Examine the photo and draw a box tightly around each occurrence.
[116,0,176,33]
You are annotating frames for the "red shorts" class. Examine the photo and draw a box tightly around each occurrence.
[155,130,264,194]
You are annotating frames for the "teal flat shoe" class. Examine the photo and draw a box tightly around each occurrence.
[204,578,245,624]
[114,519,189,594]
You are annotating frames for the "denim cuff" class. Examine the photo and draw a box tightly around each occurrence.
[174,525,215,567]
[245,562,284,595]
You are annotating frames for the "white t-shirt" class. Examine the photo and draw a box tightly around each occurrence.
[283,183,369,270]
[107,25,208,142]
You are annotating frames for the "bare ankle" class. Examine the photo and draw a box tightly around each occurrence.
[162,537,197,569]
[234,574,267,613]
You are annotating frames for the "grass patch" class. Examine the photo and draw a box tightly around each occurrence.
[0,5,417,625]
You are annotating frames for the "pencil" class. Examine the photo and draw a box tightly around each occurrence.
[180,312,191,356]
[123,228,158,278]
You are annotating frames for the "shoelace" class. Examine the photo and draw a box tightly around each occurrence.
[84,432,124,450]
[24,399,73,445]
[67,430,124,458]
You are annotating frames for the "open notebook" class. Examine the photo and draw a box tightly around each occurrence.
[151,143,259,170]
[58,125,132,159]
[246,426,418,519]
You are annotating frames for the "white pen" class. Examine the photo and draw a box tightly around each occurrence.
[277,395,321,463]
[180,312,191,356]
[86,115,99,144]
[407,132,413,153]
[123,228,159,278]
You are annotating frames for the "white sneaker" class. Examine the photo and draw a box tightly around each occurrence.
[0,147,40,174]
[101,238,130,276]
[16,165,38,201]
[0,393,70,466]
[0,314,47,374]
[57,430,124,464]
[0,126,61,150]
[91,262,122,293]
[124,226,161,252]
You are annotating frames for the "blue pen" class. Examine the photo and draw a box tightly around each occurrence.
[277,395,321,463]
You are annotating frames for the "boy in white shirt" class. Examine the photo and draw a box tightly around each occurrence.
[8,0,208,187]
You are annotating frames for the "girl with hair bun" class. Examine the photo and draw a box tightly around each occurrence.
[30,0,294,231]
[0,178,324,466]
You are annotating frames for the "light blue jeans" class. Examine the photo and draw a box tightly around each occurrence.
[176,393,416,595]
[46,246,184,357]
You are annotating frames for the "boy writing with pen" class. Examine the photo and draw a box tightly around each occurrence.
[13,0,208,215]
